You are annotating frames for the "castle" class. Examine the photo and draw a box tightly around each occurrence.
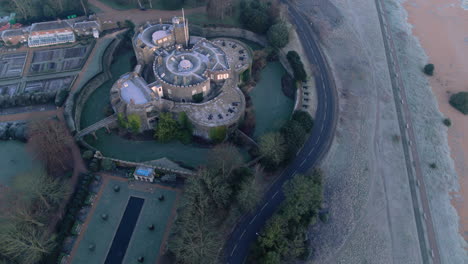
[110,13,252,140]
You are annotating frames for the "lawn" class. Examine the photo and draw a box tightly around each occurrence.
[0,141,42,187]
[186,0,241,27]
[186,12,241,27]
[98,0,203,11]
[89,3,104,14]
[71,179,177,264]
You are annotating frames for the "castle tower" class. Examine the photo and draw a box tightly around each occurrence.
[172,9,189,47]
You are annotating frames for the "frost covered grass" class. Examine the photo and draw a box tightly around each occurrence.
[382,0,467,262]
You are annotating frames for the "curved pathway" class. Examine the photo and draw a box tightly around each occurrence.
[223,2,339,263]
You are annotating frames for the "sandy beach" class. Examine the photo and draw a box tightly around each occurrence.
[403,0,468,243]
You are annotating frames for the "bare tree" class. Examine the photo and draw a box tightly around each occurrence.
[236,167,263,213]
[259,132,287,165]
[208,143,243,177]
[10,0,36,20]
[0,224,56,264]
[28,119,73,176]
[0,200,46,228]
[13,170,71,210]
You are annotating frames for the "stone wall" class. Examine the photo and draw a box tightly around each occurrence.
[64,36,123,133]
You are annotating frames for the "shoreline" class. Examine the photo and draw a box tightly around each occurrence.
[403,0,468,244]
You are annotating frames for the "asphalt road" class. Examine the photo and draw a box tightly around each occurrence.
[223,3,338,263]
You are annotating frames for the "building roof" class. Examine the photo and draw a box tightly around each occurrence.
[135,166,154,177]
[1,28,28,38]
[152,30,171,43]
[73,21,100,30]
[139,23,174,48]
[118,73,156,105]
[30,20,72,32]
[153,39,230,87]
[175,81,245,127]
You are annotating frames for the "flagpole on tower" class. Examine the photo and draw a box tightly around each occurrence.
[182,8,189,47]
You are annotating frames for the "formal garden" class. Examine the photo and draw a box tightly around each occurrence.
[71,179,177,264]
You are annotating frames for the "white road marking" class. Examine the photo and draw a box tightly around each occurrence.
[308,147,315,155]
[272,191,279,198]
[230,244,238,256]
[240,230,246,239]
[261,202,269,211]
[300,159,307,167]
[249,215,257,225]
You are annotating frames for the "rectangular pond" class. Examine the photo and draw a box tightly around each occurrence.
[105,196,145,264]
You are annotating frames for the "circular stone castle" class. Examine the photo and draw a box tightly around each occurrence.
[110,16,252,139]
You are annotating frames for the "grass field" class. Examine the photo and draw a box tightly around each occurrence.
[71,179,177,264]
[0,141,42,187]
[89,3,104,14]
[98,0,203,11]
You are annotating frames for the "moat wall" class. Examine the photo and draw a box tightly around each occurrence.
[64,35,123,133]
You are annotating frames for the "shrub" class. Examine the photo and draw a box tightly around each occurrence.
[239,1,272,34]
[55,89,69,107]
[292,111,314,132]
[319,211,329,223]
[101,159,116,171]
[423,63,435,76]
[249,170,323,263]
[82,150,94,160]
[287,51,307,82]
[127,114,141,134]
[280,120,307,157]
[118,113,141,133]
[241,68,251,83]
[443,118,452,127]
[259,132,287,169]
[449,92,468,115]
[265,47,279,62]
[192,93,204,103]
[117,113,128,129]
[209,126,227,143]
[89,158,100,172]
[267,21,290,48]
[155,113,180,142]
